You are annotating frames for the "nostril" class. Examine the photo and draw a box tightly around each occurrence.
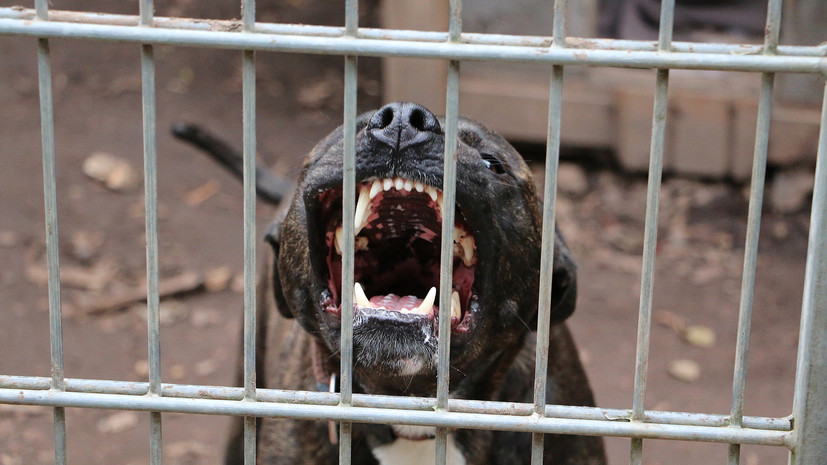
[379,106,395,129]
[409,109,426,131]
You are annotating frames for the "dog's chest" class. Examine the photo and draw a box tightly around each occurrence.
[370,435,466,465]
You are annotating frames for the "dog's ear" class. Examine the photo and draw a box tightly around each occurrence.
[549,227,577,325]
[264,219,293,319]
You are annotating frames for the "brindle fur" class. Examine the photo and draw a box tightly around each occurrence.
[176,105,606,465]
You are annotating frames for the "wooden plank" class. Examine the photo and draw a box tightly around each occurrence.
[769,105,822,166]
[616,87,658,173]
[380,0,449,112]
[459,65,614,146]
[732,97,759,181]
[670,93,729,178]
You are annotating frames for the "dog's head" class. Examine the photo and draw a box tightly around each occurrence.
[269,102,576,396]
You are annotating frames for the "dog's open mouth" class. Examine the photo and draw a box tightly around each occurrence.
[317,177,476,334]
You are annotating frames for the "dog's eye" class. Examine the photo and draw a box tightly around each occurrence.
[480,153,506,175]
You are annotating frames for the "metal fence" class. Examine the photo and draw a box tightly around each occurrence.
[0,0,825,464]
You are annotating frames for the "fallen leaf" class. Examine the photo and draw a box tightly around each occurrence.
[82,152,139,191]
[655,310,688,334]
[0,230,19,248]
[231,274,245,294]
[296,80,335,109]
[190,308,222,329]
[134,359,149,377]
[667,359,701,383]
[194,358,219,377]
[167,440,212,463]
[204,266,233,292]
[685,325,716,349]
[97,411,138,434]
[184,180,221,206]
[0,453,22,465]
[25,261,117,291]
[169,364,187,380]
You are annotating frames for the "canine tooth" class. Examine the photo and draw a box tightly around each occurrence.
[403,180,413,192]
[334,226,344,255]
[354,282,371,308]
[414,182,424,192]
[369,180,383,199]
[394,177,404,190]
[450,291,461,319]
[453,242,463,258]
[383,178,393,191]
[354,187,371,232]
[454,226,464,240]
[426,186,438,202]
[461,236,476,266]
[418,287,436,314]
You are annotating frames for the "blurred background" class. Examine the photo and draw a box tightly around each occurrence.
[0,0,824,464]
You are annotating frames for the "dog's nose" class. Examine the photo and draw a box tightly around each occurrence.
[366,102,442,152]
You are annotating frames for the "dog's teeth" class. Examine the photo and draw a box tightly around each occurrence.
[453,242,463,258]
[450,291,461,319]
[354,282,371,308]
[418,287,436,315]
[403,180,413,192]
[383,178,393,191]
[355,236,369,251]
[354,187,371,233]
[426,186,438,202]
[437,192,444,218]
[452,227,476,266]
[334,226,344,255]
[369,180,383,199]
[461,236,476,266]
[394,177,404,190]
[414,182,424,193]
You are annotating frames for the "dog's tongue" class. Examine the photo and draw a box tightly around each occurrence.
[368,294,434,314]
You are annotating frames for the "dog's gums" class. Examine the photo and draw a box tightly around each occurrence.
[318,177,476,333]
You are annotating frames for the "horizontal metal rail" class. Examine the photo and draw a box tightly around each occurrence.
[0,386,792,447]
[0,376,792,432]
[0,10,824,74]
[2,8,825,58]
[2,2,824,462]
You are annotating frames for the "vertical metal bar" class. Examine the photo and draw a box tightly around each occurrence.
[630,1,674,463]
[339,2,358,464]
[434,61,459,465]
[434,2,461,464]
[35,1,66,463]
[531,1,567,464]
[345,0,357,36]
[139,1,162,464]
[241,48,258,465]
[241,2,257,465]
[338,55,357,463]
[789,81,827,465]
[728,2,782,464]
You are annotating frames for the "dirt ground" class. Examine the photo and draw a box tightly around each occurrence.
[0,2,814,464]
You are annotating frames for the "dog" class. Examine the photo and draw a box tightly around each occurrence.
[175,102,606,465]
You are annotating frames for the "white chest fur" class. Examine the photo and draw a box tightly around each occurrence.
[371,435,466,465]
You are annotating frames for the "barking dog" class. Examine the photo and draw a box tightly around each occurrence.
[175,102,606,465]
